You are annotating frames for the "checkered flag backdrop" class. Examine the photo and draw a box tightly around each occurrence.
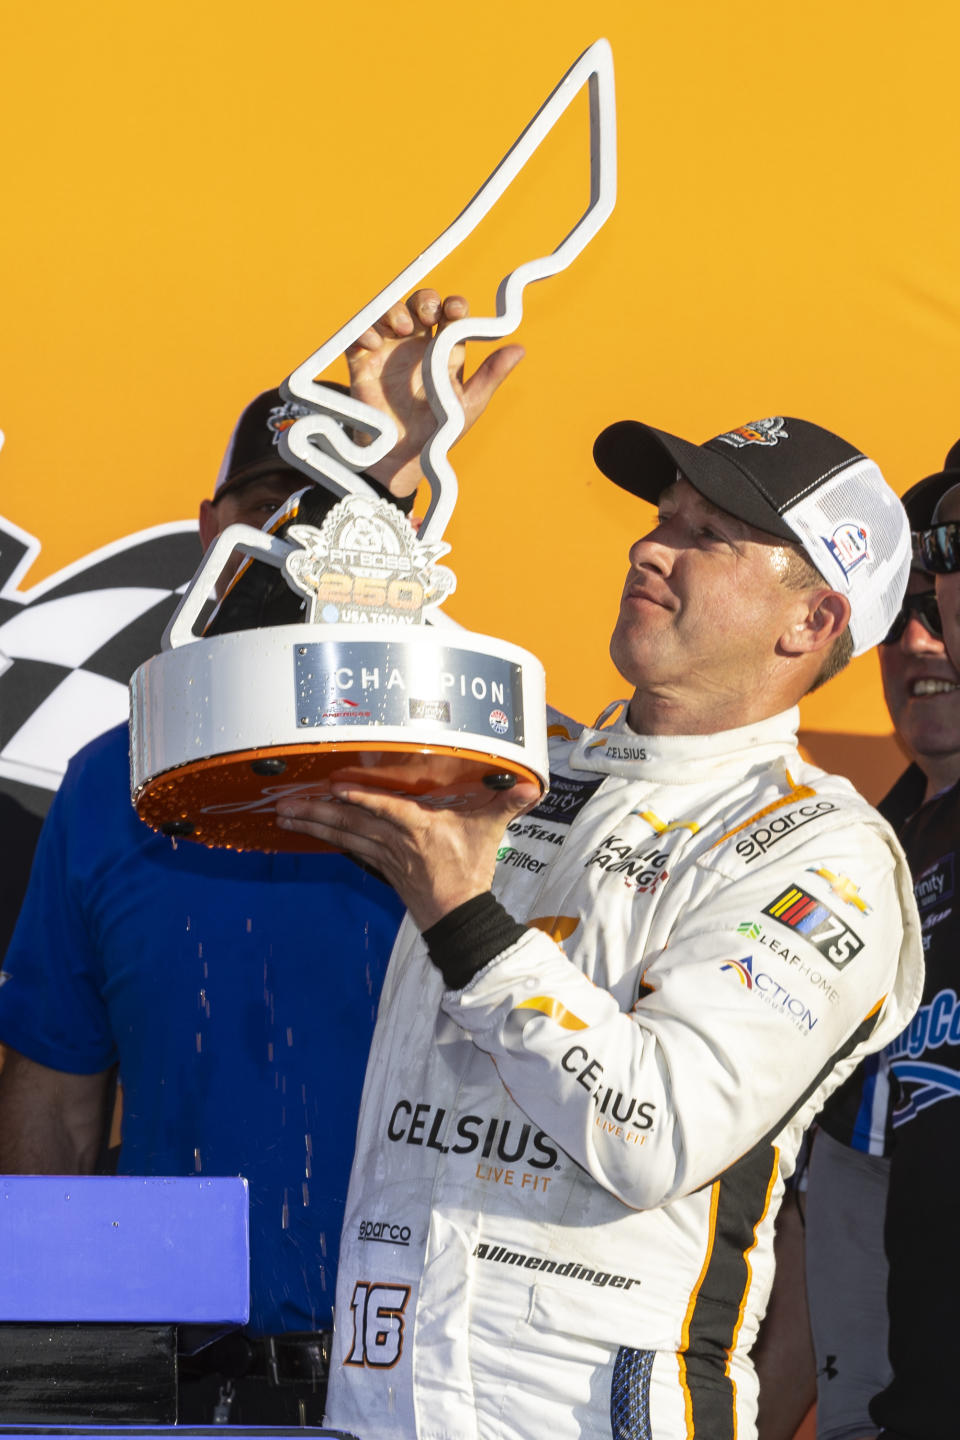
[0,512,200,816]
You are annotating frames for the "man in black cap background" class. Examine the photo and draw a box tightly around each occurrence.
[278,412,923,1440]
[806,439,960,1440]
[0,289,522,1424]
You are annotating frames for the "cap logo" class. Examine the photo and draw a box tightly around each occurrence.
[266,401,312,446]
[824,522,870,578]
[715,417,789,449]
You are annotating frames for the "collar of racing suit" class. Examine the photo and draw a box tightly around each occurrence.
[567,702,802,784]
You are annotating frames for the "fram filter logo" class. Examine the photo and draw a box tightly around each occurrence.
[763,886,864,970]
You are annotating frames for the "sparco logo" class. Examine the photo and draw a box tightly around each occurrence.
[735,800,838,864]
[358,1218,411,1246]
[387,1101,559,1170]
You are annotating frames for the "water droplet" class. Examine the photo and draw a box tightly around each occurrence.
[194,1148,202,1173]
[281,1192,290,1230]
[267,1042,274,1062]
[286,1027,294,1047]
[196,1032,202,1053]
[302,1183,310,1206]
[246,918,253,933]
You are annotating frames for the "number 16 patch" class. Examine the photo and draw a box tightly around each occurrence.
[762,886,864,970]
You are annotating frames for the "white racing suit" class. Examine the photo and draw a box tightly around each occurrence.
[326,704,923,1440]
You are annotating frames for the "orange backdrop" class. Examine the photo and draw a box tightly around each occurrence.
[2,1,959,799]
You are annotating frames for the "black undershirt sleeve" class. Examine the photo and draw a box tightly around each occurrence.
[423,892,527,990]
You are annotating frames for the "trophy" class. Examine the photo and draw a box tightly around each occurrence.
[130,40,617,852]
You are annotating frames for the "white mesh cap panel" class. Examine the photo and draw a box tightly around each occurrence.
[781,457,911,656]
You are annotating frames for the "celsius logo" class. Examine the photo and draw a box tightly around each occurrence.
[386,1100,559,1170]
[358,1218,411,1246]
[561,1045,656,1140]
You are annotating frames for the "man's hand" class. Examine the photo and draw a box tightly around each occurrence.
[346,289,524,498]
[276,778,538,931]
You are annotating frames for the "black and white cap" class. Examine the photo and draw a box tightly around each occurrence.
[593,414,911,657]
[899,436,960,529]
[214,389,312,499]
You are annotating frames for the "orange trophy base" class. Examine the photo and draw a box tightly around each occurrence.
[134,739,543,853]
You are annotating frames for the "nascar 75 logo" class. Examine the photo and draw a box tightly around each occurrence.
[762,886,864,970]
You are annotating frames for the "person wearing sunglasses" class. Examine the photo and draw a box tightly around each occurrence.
[806,441,960,1440]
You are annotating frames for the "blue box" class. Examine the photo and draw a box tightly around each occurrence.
[0,1176,248,1324]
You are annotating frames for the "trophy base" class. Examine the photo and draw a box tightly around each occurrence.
[131,622,548,853]
[134,740,543,853]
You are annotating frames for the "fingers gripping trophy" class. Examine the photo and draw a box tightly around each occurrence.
[130,40,617,853]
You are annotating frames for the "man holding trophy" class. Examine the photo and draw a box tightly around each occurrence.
[277,398,924,1439]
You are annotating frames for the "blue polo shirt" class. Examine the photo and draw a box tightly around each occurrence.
[0,722,404,1334]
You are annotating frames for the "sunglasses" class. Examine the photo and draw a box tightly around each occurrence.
[880,588,943,646]
[913,523,960,575]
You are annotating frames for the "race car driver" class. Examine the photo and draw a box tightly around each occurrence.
[277,412,924,1440]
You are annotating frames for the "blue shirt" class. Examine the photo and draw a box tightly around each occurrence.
[0,722,405,1334]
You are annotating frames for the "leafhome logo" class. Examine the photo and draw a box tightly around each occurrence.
[473,1242,640,1291]
[738,922,841,1005]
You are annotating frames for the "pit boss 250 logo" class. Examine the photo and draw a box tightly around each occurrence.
[716,417,789,449]
[762,885,864,969]
[283,493,455,626]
